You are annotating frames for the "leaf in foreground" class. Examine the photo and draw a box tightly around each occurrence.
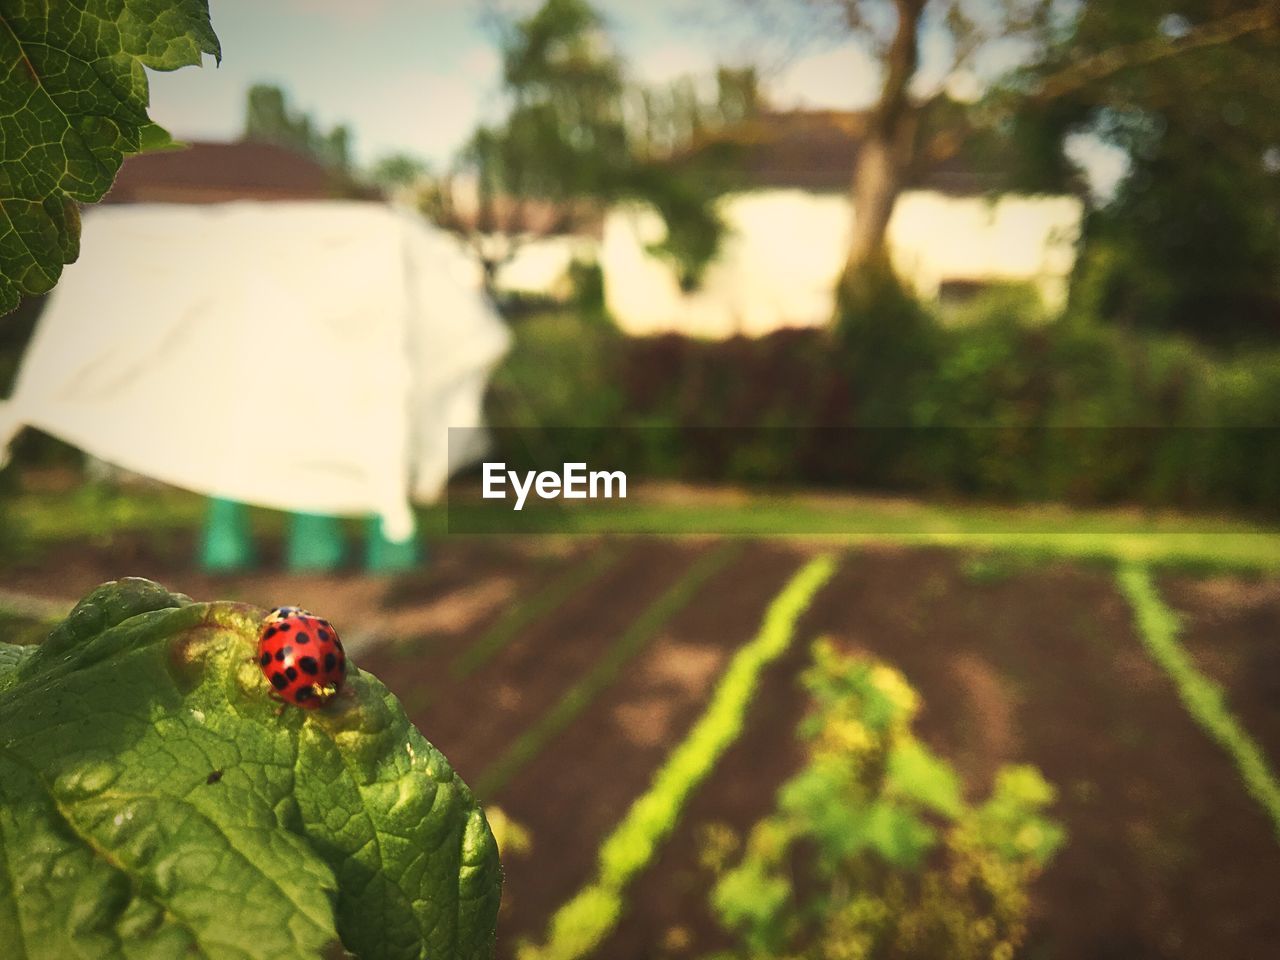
[0,578,501,959]
[0,0,221,313]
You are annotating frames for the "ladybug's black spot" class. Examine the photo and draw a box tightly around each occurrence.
[259,652,272,667]
[324,652,337,672]
[264,625,278,638]
[270,673,288,690]
[298,656,319,675]
[295,631,310,645]
[275,645,293,662]
[295,687,314,703]
[285,666,299,681]
[278,622,291,632]
[317,628,331,643]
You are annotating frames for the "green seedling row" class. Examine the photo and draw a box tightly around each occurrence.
[1118,564,1280,840]
[520,553,839,960]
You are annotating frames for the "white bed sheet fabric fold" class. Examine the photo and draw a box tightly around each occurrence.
[0,202,510,541]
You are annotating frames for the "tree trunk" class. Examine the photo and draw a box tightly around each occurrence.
[846,116,916,271]
[841,0,926,292]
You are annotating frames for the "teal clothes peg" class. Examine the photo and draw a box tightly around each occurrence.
[200,497,255,573]
[287,511,347,573]
[364,515,421,573]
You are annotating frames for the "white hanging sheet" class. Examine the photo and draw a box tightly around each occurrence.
[0,202,510,540]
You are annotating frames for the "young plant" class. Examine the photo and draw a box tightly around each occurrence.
[0,578,502,959]
[706,639,1065,960]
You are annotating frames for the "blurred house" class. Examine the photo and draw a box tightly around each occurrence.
[603,110,1084,338]
[103,140,380,204]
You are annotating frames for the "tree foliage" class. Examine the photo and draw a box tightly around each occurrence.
[451,0,743,290]
[370,152,431,190]
[735,0,1280,318]
[243,83,354,173]
[1014,0,1280,344]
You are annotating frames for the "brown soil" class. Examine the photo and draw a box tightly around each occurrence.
[5,534,1279,960]
[599,549,1280,960]
[491,543,809,953]
[384,539,714,787]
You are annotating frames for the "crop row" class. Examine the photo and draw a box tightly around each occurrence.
[519,553,839,960]
[1117,564,1280,839]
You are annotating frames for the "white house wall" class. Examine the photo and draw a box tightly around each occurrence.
[492,235,599,299]
[602,189,1083,339]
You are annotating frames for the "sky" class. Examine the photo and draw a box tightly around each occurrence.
[147,0,1126,196]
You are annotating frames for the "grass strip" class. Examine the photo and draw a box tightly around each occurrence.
[1117,563,1280,841]
[10,486,1280,573]
[473,541,743,800]
[444,499,1280,573]
[518,552,840,960]
[451,547,626,680]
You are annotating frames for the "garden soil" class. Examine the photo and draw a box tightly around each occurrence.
[4,537,1279,959]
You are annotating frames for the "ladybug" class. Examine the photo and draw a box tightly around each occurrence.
[256,606,346,709]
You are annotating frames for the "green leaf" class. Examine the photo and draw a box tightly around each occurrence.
[885,740,964,819]
[710,857,791,953]
[136,122,184,154]
[976,765,1067,866]
[0,578,501,960]
[0,0,221,313]
[860,802,936,870]
[0,642,35,690]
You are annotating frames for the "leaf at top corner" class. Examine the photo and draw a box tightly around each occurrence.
[0,0,221,314]
[0,577,502,960]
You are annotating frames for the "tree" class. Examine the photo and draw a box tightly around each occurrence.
[243,83,354,173]
[1016,0,1280,343]
[370,152,431,190]
[733,0,1280,296]
[448,0,735,293]
[627,66,764,160]
[441,0,628,287]
[732,0,1066,289]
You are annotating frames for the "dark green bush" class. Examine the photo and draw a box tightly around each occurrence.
[485,297,1280,514]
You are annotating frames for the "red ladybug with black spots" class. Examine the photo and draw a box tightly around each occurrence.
[256,606,346,709]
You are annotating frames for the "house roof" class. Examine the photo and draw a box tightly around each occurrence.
[103,140,374,204]
[686,109,1002,196]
